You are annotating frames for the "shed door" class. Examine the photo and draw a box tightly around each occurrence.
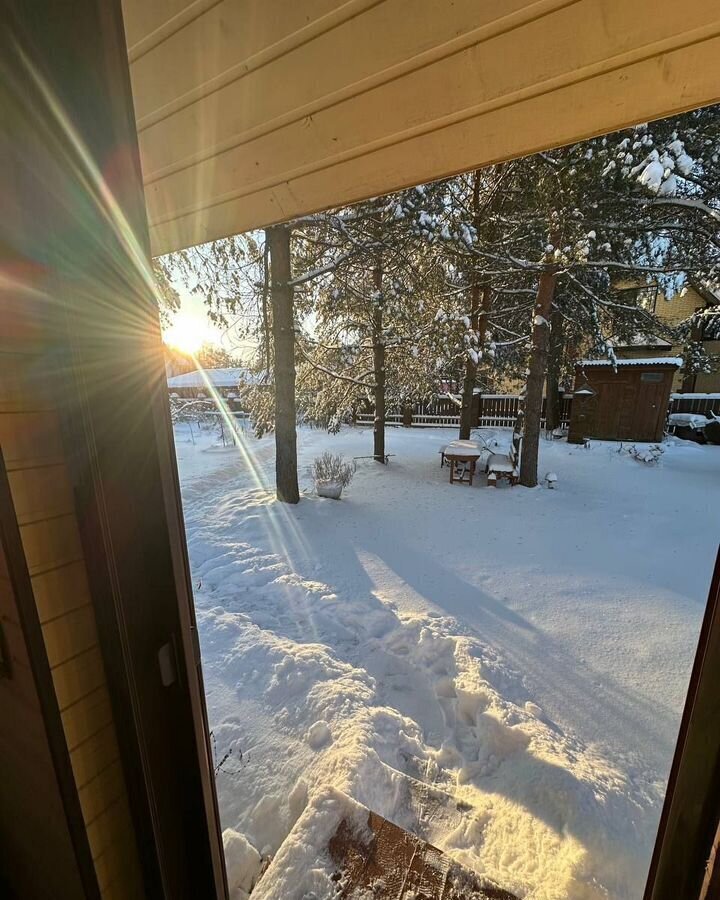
[635,373,667,442]
[594,380,623,440]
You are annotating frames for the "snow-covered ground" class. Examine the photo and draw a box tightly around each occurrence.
[175,422,718,900]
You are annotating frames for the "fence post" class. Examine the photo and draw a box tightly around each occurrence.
[402,403,413,427]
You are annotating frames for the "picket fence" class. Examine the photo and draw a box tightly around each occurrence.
[356,393,573,429]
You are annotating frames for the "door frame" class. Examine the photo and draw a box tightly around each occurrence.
[644,548,720,899]
[5,1,228,896]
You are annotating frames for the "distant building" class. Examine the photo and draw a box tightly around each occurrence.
[167,367,268,400]
[611,281,720,392]
[569,357,681,443]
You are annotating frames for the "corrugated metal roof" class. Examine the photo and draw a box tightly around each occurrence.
[578,357,683,367]
[167,367,261,388]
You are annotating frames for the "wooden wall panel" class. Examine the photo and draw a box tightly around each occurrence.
[129,0,355,119]
[0,461,94,899]
[6,1,227,894]
[0,322,144,899]
[0,411,66,471]
[33,561,95,624]
[120,0,720,255]
[54,647,108,712]
[9,463,76,525]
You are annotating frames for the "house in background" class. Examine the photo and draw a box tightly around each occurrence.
[167,367,268,401]
[612,281,720,391]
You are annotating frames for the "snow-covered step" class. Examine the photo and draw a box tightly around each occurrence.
[353,756,475,851]
[251,788,516,900]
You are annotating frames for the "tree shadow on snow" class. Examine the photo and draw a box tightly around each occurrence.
[358,532,680,779]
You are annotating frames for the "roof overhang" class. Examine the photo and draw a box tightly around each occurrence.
[120,0,720,257]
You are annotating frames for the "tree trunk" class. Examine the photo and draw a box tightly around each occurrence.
[372,256,386,463]
[458,282,491,438]
[267,225,299,503]
[459,172,491,440]
[260,240,271,371]
[545,303,564,434]
[520,267,558,488]
[458,283,480,440]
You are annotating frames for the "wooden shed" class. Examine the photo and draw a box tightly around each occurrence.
[568,358,681,443]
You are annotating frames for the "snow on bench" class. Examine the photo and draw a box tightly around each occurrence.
[486,430,521,487]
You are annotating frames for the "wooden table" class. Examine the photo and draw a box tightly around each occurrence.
[444,440,483,486]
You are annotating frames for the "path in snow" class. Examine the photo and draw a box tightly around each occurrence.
[175,424,717,900]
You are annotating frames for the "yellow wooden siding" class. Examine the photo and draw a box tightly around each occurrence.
[0,411,66,471]
[32,560,96,625]
[20,515,85,577]
[0,506,89,898]
[8,464,76,526]
[53,646,108,711]
[655,286,707,325]
[694,340,720,392]
[121,0,720,255]
[1,328,145,898]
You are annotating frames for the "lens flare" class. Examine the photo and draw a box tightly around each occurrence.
[164,314,206,354]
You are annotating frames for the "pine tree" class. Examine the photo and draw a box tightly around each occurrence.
[292,191,444,459]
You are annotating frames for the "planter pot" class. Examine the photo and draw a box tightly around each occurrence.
[316,481,343,500]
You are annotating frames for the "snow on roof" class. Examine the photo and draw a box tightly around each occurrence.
[578,357,682,368]
[671,392,720,399]
[167,367,264,389]
[611,334,673,349]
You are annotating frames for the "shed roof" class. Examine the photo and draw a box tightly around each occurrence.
[167,367,261,389]
[611,334,673,349]
[578,357,683,368]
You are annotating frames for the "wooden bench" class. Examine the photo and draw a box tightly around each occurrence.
[486,430,521,486]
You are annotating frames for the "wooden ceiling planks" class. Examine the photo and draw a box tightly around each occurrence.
[120,0,720,256]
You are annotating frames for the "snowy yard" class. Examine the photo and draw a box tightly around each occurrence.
[175,423,718,900]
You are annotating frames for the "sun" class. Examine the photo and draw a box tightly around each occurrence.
[163,314,205,355]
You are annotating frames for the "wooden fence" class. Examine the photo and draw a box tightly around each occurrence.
[354,391,719,431]
[356,393,573,429]
[668,393,720,417]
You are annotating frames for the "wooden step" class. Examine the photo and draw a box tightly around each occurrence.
[254,788,517,900]
[331,804,517,899]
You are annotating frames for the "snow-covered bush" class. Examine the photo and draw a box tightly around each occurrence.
[310,452,355,487]
[620,443,664,465]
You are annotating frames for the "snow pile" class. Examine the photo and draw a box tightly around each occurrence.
[251,789,371,900]
[175,424,717,899]
[223,829,262,899]
[306,721,332,749]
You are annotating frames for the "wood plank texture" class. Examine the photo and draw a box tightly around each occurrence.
[0,454,97,900]
[0,296,144,898]
[120,0,720,254]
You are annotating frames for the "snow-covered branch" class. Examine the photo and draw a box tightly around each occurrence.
[288,252,352,287]
[297,343,377,389]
